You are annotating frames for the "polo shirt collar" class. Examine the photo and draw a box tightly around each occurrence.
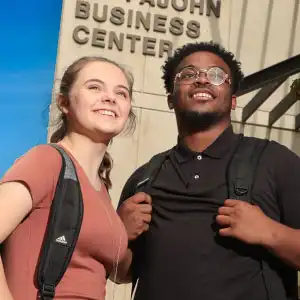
[174,125,237,163]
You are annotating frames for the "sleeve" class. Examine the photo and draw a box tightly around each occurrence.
[271,141,300,229]
[117,163,148,210]
[0,145,63,208]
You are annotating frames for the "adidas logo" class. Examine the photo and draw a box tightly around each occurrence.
[55,235,67,245]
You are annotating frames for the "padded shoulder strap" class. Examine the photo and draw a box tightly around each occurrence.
[227,135,269,201]
[130,149,170,295]
[36,144,84,300]
[226,136,295,300]
[135,150,171,194]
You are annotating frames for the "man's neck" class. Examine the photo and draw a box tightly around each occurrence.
[179,121,231,153]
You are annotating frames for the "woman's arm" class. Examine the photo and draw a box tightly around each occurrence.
[0,255,14,300]
[0,182,32,243]
[0,182,33,299]
[109,248,133,284]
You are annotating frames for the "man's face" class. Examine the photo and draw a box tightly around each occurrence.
[169,51,236,131]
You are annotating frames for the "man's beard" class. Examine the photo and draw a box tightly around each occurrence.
[176,108,228,133]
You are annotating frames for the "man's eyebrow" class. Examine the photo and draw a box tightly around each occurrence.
[177,64,195,72]
[178,65,227,72]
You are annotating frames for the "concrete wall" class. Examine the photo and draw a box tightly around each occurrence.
[49,1,300,298]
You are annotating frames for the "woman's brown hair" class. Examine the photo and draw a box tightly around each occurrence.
[50,56,136,189]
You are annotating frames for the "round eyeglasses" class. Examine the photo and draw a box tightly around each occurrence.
[174,66,231,86]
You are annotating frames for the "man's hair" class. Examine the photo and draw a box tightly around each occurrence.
[161,41,244,95]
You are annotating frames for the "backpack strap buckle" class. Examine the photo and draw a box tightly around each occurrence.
[40,283,55,299]
[234,184,248,196]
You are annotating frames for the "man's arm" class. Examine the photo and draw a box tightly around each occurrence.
[262,141,300,269]
[217,141,300,270]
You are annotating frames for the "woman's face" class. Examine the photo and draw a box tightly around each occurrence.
[62,61,132,142]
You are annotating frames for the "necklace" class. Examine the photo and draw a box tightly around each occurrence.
[98,194,123,300]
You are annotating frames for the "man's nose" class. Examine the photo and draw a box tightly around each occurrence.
[195,72,210,85]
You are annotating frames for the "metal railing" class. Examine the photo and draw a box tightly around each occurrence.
[236,54,300,130]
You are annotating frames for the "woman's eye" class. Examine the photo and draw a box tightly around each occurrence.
[116,91,128,98]
[89,85,101,91]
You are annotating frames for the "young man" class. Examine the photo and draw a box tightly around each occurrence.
[116,42,300,300]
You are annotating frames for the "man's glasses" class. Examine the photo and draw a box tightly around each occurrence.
[174,66,231,86]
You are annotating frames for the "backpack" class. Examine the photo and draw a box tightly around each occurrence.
[36,144,84,300]
[120,134,298,300]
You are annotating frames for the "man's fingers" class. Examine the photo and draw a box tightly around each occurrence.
[131,192,152,204]
[219,227,232,236]
[143,223,150,232]
[137,223,150,236]
[216,215,231,226]
[224,199,238,207]
[218,206,235,216]
[143,193,152,205]
[141,213,151,224]
[139,204,152,214]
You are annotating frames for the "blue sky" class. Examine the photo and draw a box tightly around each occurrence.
[0,1,62,176]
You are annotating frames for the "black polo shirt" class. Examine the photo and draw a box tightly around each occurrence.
[119,126,300,300]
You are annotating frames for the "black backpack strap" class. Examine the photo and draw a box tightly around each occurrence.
[227,136,297,300]
[134,150,171,194]
[226,134,269,201]
[36,145,84,300]
[128,150,170,296]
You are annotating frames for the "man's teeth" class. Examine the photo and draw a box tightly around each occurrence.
[193,92,213,99]
[97,110,116,117]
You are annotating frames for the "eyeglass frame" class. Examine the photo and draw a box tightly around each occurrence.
[174,65,232,87]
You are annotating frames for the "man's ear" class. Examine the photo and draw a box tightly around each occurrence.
[167,94,174,110]
[231,95,237,110]
[57,94,69,114]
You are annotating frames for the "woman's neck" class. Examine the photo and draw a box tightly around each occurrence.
[59,132,109,189]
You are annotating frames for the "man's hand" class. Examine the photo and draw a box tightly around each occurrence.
[118,192,152,241]
[216,199,278,246]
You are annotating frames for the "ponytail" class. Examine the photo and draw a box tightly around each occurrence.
[98,151,113,189]
[50,115,67,143]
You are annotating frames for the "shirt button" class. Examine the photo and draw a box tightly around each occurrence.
[197,155,202,160]
[194,174,200,179]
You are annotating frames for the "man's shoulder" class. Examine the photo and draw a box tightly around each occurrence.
[264,139,299,160]
[240,135,268,143]
[241,135,297,156]
[231,135,300,172]
[118,148,174,205]
[129,148,174,181]
[244,136,300,171]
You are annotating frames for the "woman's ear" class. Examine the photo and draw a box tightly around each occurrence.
[56,94,69,114]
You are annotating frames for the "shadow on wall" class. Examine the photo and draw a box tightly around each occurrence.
[289,0,300,154]
[208,0,223,44]
[232,0,300,154]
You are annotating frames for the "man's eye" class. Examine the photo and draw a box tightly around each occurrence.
[181,72,195,79]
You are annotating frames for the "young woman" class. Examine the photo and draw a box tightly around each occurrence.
[0,56,135,300]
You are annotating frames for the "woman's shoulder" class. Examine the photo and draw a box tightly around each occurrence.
[0,144,66,207]
[22,144,62,158]
[2,144,64,185]
[11,144,60,169]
